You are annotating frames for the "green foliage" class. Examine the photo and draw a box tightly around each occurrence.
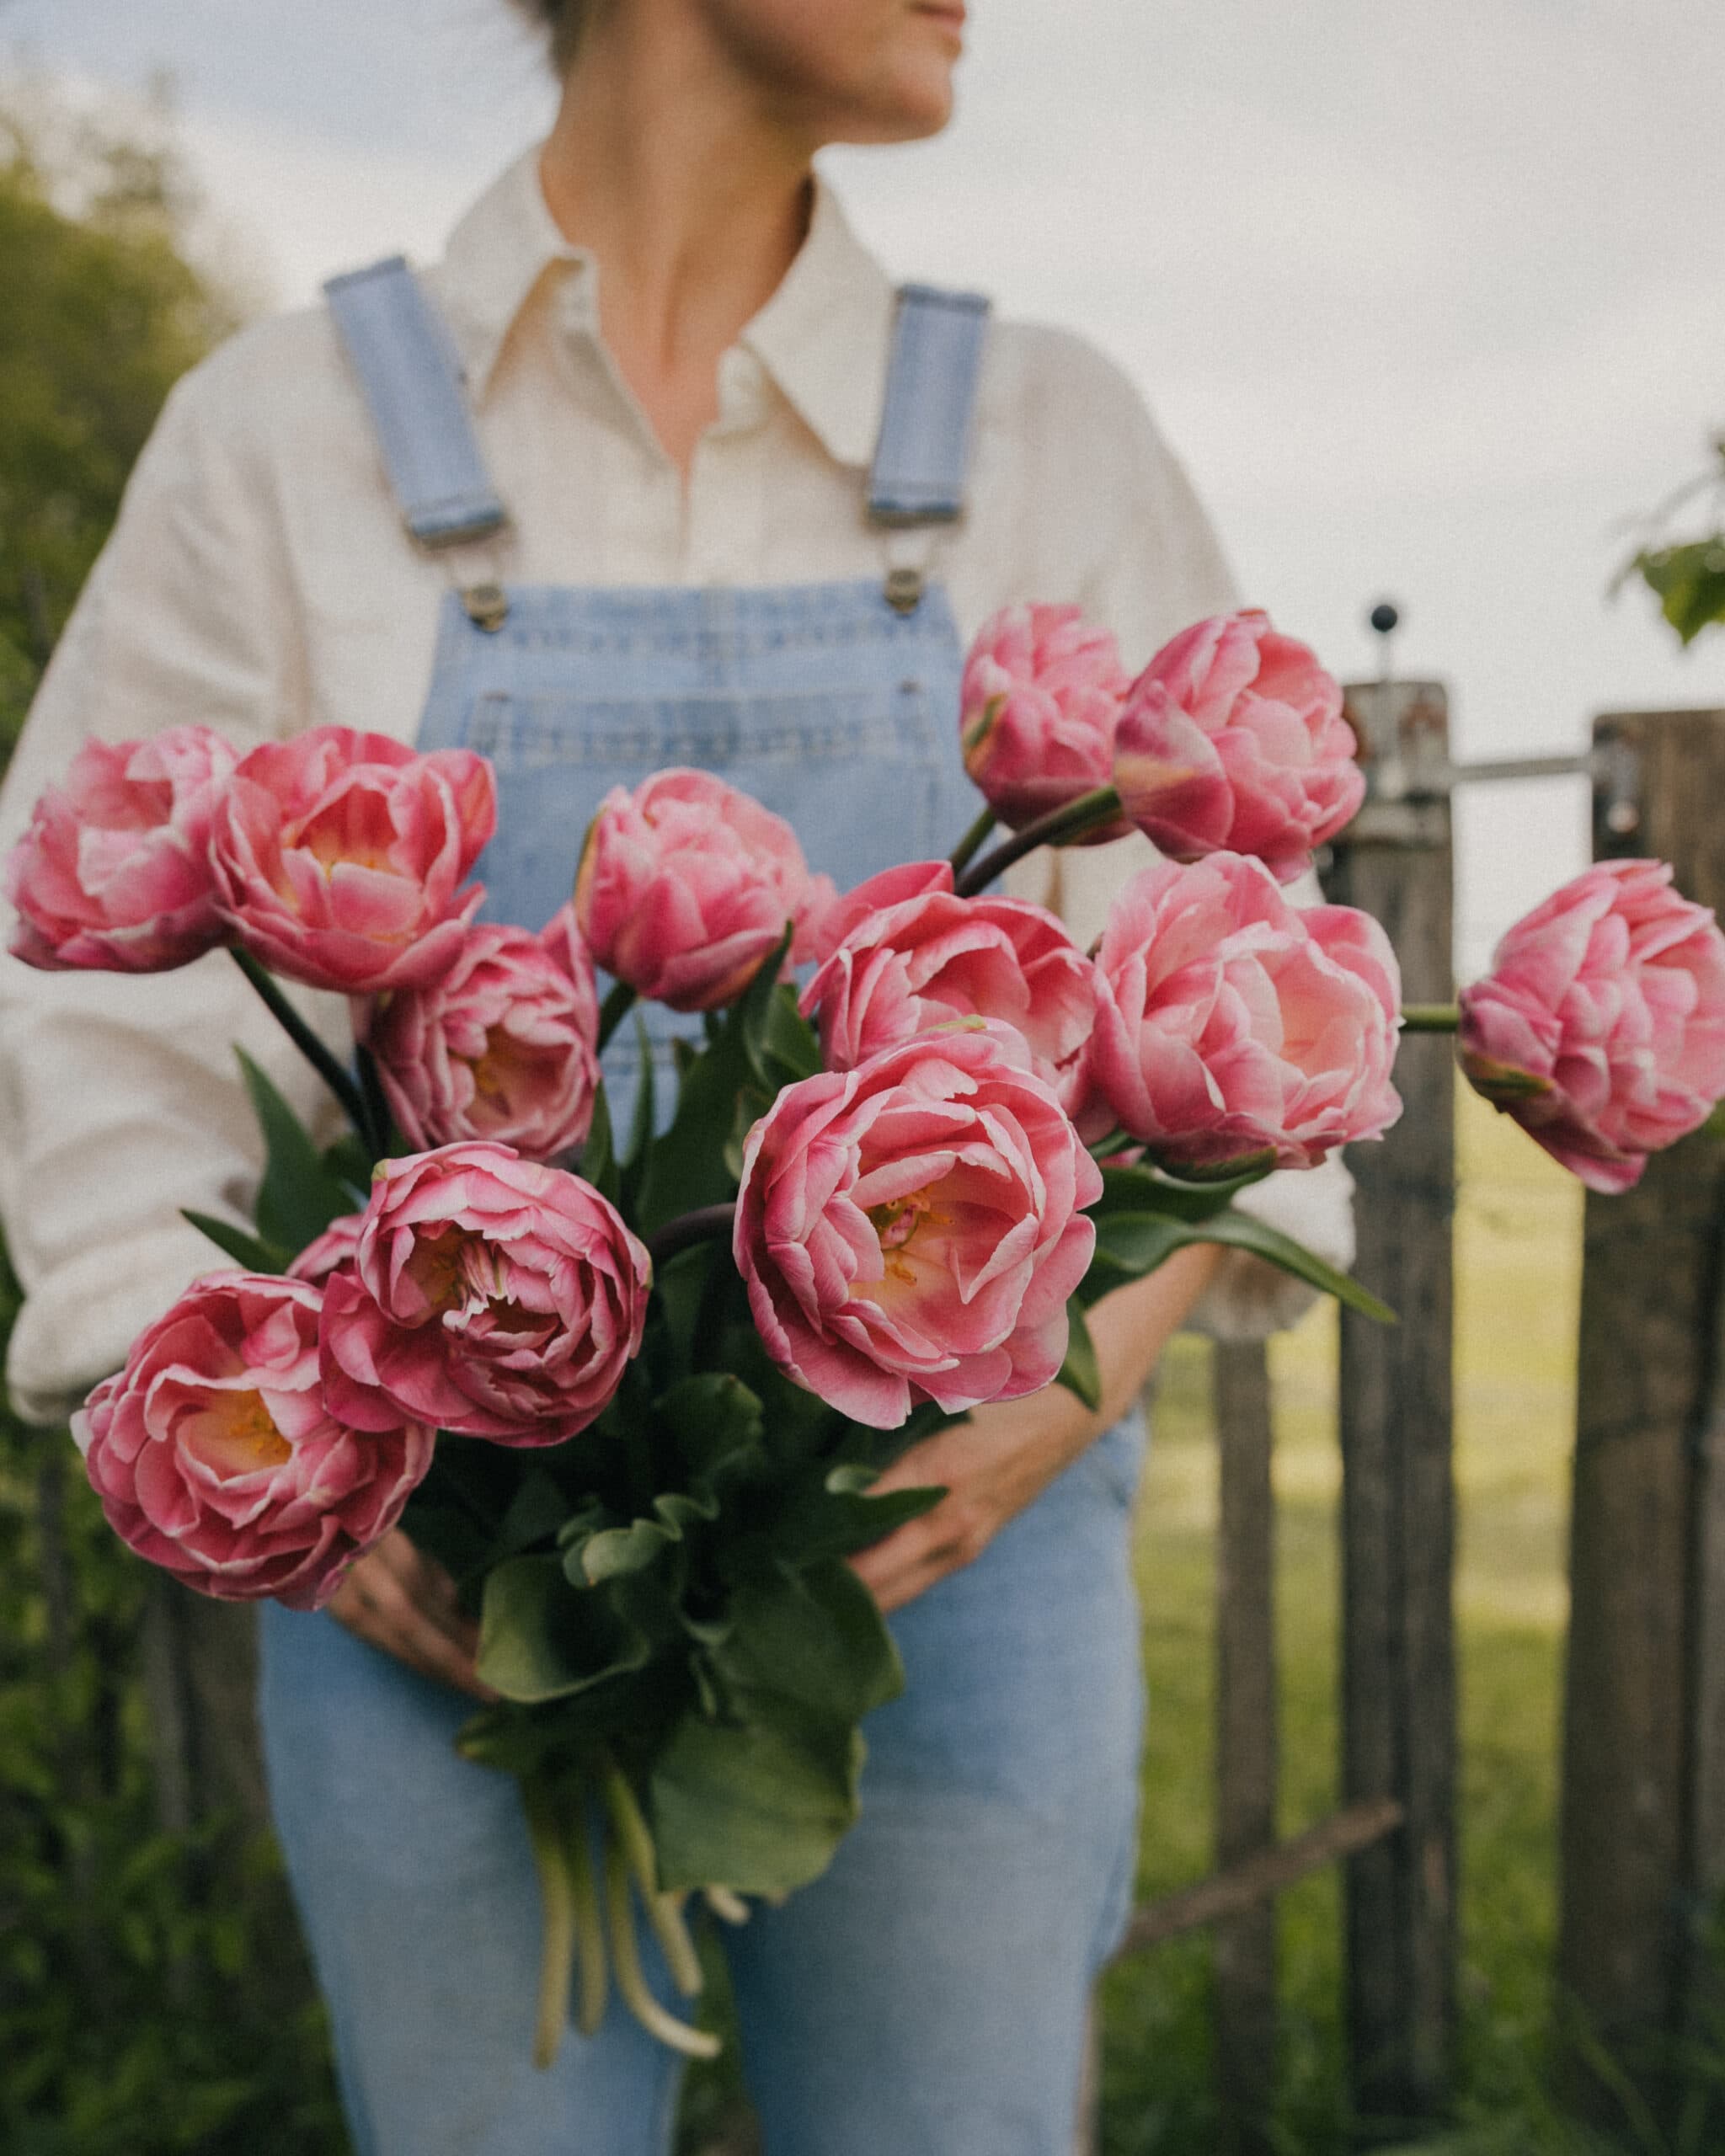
[1623,440,1725,648]
[0,93,240,760]
[0,1236,345,2155]
[1634,540,1725,647]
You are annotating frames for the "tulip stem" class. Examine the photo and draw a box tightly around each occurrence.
[645,1203,738,1270]
[566,1811,609,2038]
[953,785,1123,898]
[228,947,376,1147]
[1401,1003,1462,1033]
[523,1779,579,2071]
[601,1760,704,1999]
[948,806,997,878]
[597,980,638,1054]
[603,1838,721,2059]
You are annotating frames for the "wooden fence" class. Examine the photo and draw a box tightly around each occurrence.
[1092,697,1725,2153]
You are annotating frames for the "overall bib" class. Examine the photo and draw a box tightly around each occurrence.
[259,261,1146,2156]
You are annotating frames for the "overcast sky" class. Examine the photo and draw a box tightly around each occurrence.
[9,0,1725,967]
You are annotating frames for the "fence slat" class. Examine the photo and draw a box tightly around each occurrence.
[1558,709,1725,2127]
[1327,680,1458,2133]
[1214,1340,1279,2155]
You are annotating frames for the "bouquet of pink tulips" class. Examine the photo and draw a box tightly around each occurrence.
[10,603,1725,2063]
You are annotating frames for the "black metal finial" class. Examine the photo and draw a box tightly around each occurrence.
[1369,600,1400,638]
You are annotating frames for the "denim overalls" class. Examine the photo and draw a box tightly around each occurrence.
[259,259,1146,2156]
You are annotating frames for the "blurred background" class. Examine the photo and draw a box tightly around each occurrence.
[3,3,1724,2152]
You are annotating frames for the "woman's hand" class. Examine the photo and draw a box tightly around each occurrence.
[849,1244,1223,1615]
[326,1530,498,1700]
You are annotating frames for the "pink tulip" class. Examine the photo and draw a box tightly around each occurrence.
[800,882,1099,1113]
[1089,852,1402,1171]
[574,768,830,1012]
[959,603,1131,839]
[319,1141,650,1445]
[357,903,601,1162]
[1113,611,1364,883]
[1459,859,1725,1193]
[209,726,495,995]
[807,860,956,968]
[73,1272,432,1609]
[286,1212,366,1286]
[734,1027,1101,1429]
[5,726,238,972]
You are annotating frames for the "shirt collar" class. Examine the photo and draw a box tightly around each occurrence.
[435,147,896,471]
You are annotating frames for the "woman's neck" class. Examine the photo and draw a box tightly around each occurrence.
[539,12,816,475]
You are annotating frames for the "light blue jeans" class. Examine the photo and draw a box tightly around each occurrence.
[259,1412,1145,2156]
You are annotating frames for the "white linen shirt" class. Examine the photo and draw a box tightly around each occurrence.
[0,147,1353,1424]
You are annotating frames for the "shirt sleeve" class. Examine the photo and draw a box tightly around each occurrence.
[997,329,1358,1342]
[0,347,347,1425]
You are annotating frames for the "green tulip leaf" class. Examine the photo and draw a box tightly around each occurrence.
[648,1687,864,1897]
[235,1046,359,1257]
[714,1559,904,1724]
[181,1209,291,1275]
[477,1555,654,1705]
[1080,1204,1395,1324]
[1055,1296,1103,1411]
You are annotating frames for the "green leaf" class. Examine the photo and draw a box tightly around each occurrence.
[322,1131,373,1203]
[633,931,793,1237]
[624,1014,657,1169]
[763,1461,946,1567]
[181,1209,290,1274]
[715,1559,904,1723]
[235,1046,357,1257]
[1092,1157,1275,1224]
[1081,1205,1396,1324]
[477,1555,654,1704]
[762,982,823,1084]
[1637,540,1725,646]
[1055,1296,1103,1411]
[656,1373,767,1487]
[648,1688,864,1897]
[579,1081,622,1206]
[569,1490,718,1587]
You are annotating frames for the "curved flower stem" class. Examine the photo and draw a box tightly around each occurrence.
[948,806,996,878]
[953,785,1124,898]
[564,1812,609,2039]
[523,1779,578,2071]
[354,1042,394,1162]
[230,947,374,1145]
[1400,1003,1462,1033]
[704,1886,750,1926]
[1086,1127,1132,1162]
[645,1203,739,1272]
[597,980,638,1054]
[601,1758,703,1999]
[603,1839,721,2059]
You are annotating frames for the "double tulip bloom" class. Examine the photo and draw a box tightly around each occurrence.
[735,1027,1101,1430]
[1460,860,1725,1192]
[1087,853,1403,1172]
[320,1142,652,1448]
[357,902,601,1162]
[73,1273,433,1610]
[5,724,238,972]
[575,767,834,1012]
[958,604,1365,887]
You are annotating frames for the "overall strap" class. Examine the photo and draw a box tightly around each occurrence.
[323,257,508,552]
[868,283,991,530]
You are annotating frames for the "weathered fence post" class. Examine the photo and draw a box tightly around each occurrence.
[1326,677,1458,2137]
[1214,1340,1279,2154]
[1557,707,1725,2131]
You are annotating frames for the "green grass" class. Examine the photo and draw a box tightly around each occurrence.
[1101,1089,1587,2153]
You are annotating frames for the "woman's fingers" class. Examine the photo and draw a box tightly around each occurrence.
[327,1532,497,1700]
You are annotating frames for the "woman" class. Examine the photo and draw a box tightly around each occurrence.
[0,3,1352,2151]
